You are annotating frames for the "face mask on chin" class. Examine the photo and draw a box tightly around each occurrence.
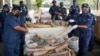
[82,11,89,14]
[82,11,90,16]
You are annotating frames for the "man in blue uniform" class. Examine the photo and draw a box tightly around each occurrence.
[49,0,59,20]
[69,0,80,15]
[75,3,95,56]
[67,0,80,21]
[0,4,10,42]
[2,4,28,56]
[19,1,28,16]
[57,2,67,20]
[19,1,31,22]
[67,0,80,37]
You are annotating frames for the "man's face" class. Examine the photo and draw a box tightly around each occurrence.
[73,2,77,5]
[20,2,24,5]
[3,7,9,12]
[15,10,19,14]
[16,10,21,16]
[13,9,20,16]
[20,3,23,5]
[82,7,89,13]
[53,3,56,5]
[60,4,63,7]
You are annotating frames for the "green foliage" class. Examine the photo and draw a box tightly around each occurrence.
[77,0,86,5]
[12,0,27,4]
[12,0,20,4]
[36,0,43,8]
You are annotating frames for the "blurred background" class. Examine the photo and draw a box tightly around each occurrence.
[0,0,100,10]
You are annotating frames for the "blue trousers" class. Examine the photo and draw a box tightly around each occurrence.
[0,30,3,42]
[20,34,25,56]
[78,31,92,56]
[4,42,20,56]
[88,30,94,51]
[0,32,2,42]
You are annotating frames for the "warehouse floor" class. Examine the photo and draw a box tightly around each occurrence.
[0,41,100,56]
[88,41,100,56]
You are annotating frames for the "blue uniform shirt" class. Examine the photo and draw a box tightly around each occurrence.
[49,5,59,20]
[58,7,67,20]
[20,5,28,16]
[77,13,94,31]
[69,5,80,15]
[3,13,21,43]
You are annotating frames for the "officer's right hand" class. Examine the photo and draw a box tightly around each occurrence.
[14,26,28,33]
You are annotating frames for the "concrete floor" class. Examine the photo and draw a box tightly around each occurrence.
[88,41,100,56]
[0,41,100,56]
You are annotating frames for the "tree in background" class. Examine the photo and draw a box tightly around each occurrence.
[93,0,100,10]
[77,0,85,5]
[0,0,3,8]
[36,0,43,9]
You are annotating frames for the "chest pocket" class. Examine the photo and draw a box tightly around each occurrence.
[61,8,66,15]
[22,6,26,11]
[83,18,90,23]
[52,6,57,11]
[59,8,61,11]
[63,9,66,13]
[78,16,91,25]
